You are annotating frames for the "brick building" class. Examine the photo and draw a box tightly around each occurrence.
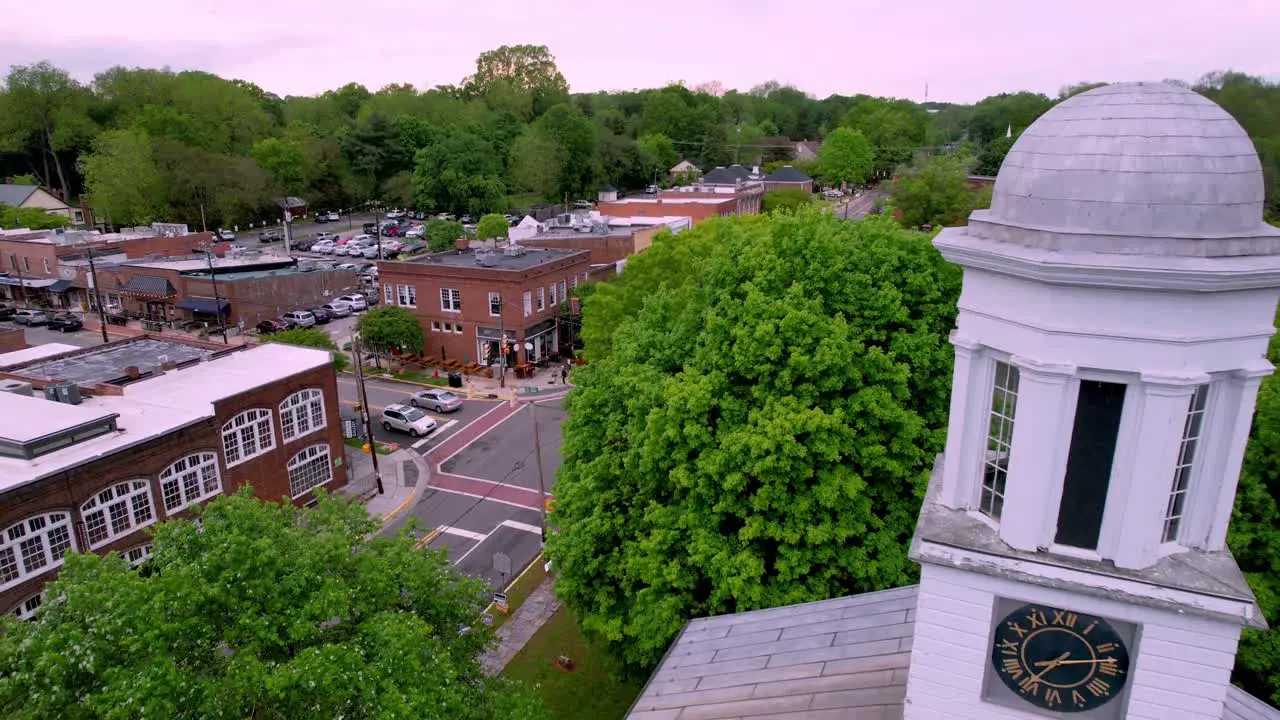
[0,338,347,617]
[516,215,691,266]
[660,182,763,216]
[377,246,591,366]
[597,197,738,225]
[0,328,25,354]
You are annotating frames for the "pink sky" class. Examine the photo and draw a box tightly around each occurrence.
[3,0,1277,103]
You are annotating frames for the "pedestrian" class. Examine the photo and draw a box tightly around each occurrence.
[560,364,569,385]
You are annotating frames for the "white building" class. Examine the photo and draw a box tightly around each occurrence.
[627,83,1280,719]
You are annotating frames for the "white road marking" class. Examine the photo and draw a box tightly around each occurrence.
[439,525,488,541]
[500,520,543,535]
[412,419,457,448]
[435,403,529,469]
[423,486,541,511]
[442,472,540,494]
[453,529,494,565]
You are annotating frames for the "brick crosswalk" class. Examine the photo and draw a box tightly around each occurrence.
[424,401,547,511]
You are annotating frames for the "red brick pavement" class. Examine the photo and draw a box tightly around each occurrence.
[424,401,546,511]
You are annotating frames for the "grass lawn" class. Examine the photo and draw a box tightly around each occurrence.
[342,436,397,455]
[385,370,449,386]
[486,556,548,631]
[503,607,644,720]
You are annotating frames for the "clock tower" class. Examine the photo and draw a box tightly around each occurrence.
[904,83,1280,718]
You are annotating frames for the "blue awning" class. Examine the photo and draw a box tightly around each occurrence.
[175,297,230,315]
[47,279,72,292]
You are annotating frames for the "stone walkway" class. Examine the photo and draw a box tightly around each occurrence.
[481,577,561,676]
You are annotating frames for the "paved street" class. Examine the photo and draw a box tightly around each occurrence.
[836,189,883,220]
[334,373,496,450]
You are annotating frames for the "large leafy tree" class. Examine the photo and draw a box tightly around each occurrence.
[815,127,874,187]
[465,45,569,117]
[548,211,961,669]
[889,155,979,228]
[358,305,426,355]
[973,135,1017,177]
[426,218,466,251]
[0,61,97,199]
[0,202,70,230]
[637,132,679,181]
[411,130,506,214]
[761,187,812,213]
[79,128,166,225]
[476,213,509,240]
[0,490,546,719]
[266,328,349,371]
[841,95,929,177]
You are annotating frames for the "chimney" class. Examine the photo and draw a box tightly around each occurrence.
[125,366,141,379]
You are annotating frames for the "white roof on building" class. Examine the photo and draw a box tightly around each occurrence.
[607,198,731,205]
[0,343,82,368]
[0,342,331,490]
[983,82,1280,255]
[122,254,288,272]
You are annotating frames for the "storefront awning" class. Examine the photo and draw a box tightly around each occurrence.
[47,279,72,292]
[175,297,230,315]
[0,276,61,289]
[120,275,176,298]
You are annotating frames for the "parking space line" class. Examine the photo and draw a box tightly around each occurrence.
[424,486,541,511]
[439,525,488,542]
[500,520,543,535]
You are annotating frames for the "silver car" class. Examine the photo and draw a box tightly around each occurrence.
[321,300,353,317]
[337,294,368,311]
[380,403,438,437]
[409,388,464,412]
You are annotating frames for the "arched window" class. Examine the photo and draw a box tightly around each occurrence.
[287,444,333,498]
[280,389,326,442]
[0,511,76,591]
[124,543,153,567]
[81,480,156,549]
[159,452,222,513]
[8,593,42,621]
[222,408,276,466]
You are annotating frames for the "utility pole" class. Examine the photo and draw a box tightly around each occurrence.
[9,254,28,306]
[373,201,383,261]
[496,293,506,388]
[530,400,547,544]
[199,203,207,233]
[282,204,293,254]
[203,246,229,344]
[85,246,109,343]
[352,334,385,494]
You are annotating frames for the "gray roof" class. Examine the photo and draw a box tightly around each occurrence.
[278,196,307,208]
[0,184,39,207]
[8,338,214,386]
[628,585,915,719]
[765,165,813,183]
[1223,686,1280,720]
[407,246,588,271]
[983,82,1280,254]
[701,167,743,185]
[120,275,177,297]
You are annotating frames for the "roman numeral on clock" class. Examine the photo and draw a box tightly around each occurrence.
[1002,657,1023,679]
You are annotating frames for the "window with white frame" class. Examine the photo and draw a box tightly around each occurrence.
[81,480,156,549]
[440,287,461,312]
[431,321,441,332]
[160,452,222,513]
[559,280,567,302]
[489,292,502,316]
[280,388,326,441]
[124,544,153,567]
[222,408,276,466]
[0,512,76,591]
[288,444,334,498]
[981,361,1019,521]
[536,287,545,311]
[9,593,42,620]
[397,284,416,307]
[549,283,558,307]
[384,284,394,305]
[1163,384,1209,543]
[453,323,463,334]
[42,259,50,274]
[523,291,532,317]
[570,276,577,290]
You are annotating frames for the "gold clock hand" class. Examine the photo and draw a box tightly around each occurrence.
[1030,652,1072,681]
[1033,658,1118,667]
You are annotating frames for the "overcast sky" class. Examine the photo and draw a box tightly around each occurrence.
[3,0,1277,103]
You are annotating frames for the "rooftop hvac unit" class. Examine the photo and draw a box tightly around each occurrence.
[503,243,527,257]
[591,222,610,234]
[43,382,82,406]
[0,380,33,397]
[555,213,572,226]
[575,222,592,233]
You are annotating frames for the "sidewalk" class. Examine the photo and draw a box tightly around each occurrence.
[338,446,427,528]
[481,576,561,676]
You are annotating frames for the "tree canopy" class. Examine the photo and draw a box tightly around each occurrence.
[815,127,874,187]
[547,211,961,669]
[0,489,546,719]
[476,213,509,240]
[761,187,812,213]
[0,202,70,230]
[358,305,425,355]
[889,155,983,228]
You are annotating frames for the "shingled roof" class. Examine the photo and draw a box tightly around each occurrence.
[764,165,813,183]
[628,585,916,719]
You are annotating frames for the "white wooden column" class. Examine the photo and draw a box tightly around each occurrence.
[1108,372,1205,570]
[1203,363,1273,550]
[1000,354,1077,552]
[940,332,987,509]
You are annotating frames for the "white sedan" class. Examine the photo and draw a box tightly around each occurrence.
[337,294,368,311]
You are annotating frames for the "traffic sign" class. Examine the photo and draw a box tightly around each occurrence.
[493,552,512,576]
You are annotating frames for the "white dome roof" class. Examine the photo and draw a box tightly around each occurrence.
[975,82,1279,256]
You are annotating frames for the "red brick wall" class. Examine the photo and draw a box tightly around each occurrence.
[0,327,25,353]
[598,199,735,224]
[184,270,362,325]
[518,234,638,265]
[0,238,59,280]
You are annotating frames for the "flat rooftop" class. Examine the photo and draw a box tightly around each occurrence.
[185,266,356,282]
[0,342,83,369]
[6,337,217,385]
[0,342,332,491]
[408,247,587,271]
[605,197,732,205]
[121,254,295,272]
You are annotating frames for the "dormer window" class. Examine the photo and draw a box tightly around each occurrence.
[1162,385,1209,543]
[981,361,1020,520]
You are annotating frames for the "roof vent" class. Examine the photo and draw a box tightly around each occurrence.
[0,380,33,397]
[43,382,82,405]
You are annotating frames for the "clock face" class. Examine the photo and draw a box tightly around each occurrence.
[990,603,1130,713]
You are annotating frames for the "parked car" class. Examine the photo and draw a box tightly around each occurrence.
[362,245,388,259]
[312,241,336,254]
[0,304,15,320]
[573,200,592,210]
[380,403,438,437]
[398,240,426,255]
[259,229,283,242]
[336,293,368,311]
[255,319,285,334]
[408,388,464,413]
[386,209,405,219]
[309,307,332,324]
[13,309,50,326]
[281,310,317,328]
[436,213,456,221]
[321,300,353,318]
[217,229,236,240]
[822,189,843,199]
[645,184,659,194]
[326,211,340,222]
[459,214,474,224]
[362,222,378,235]
[47,313,82,332]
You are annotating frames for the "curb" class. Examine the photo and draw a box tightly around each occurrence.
[378,450,427,527]
[338,369,521,401]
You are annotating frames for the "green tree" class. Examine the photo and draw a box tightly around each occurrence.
[698,123,733,169]
[476,213,509,240]
[0,490,546,720]
[535,103,598,200]
[889,155,977,228]
[761,187,812,213]
[265,327,349,371]
[411,131,506,214]
[841,96,929,176]
[967,91,1055,145]
[426,218,466,252]
[251,136,307,195]
[815,127,874,187]
[0,202,70,230]
[508,126,562,200]
[637,133,679,181]
[79,128,165,225]
[547,211,961,670]
[0,61,98,199]
[973,135,1017,177]
[465,45,569,116]
[358,306,426,356]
